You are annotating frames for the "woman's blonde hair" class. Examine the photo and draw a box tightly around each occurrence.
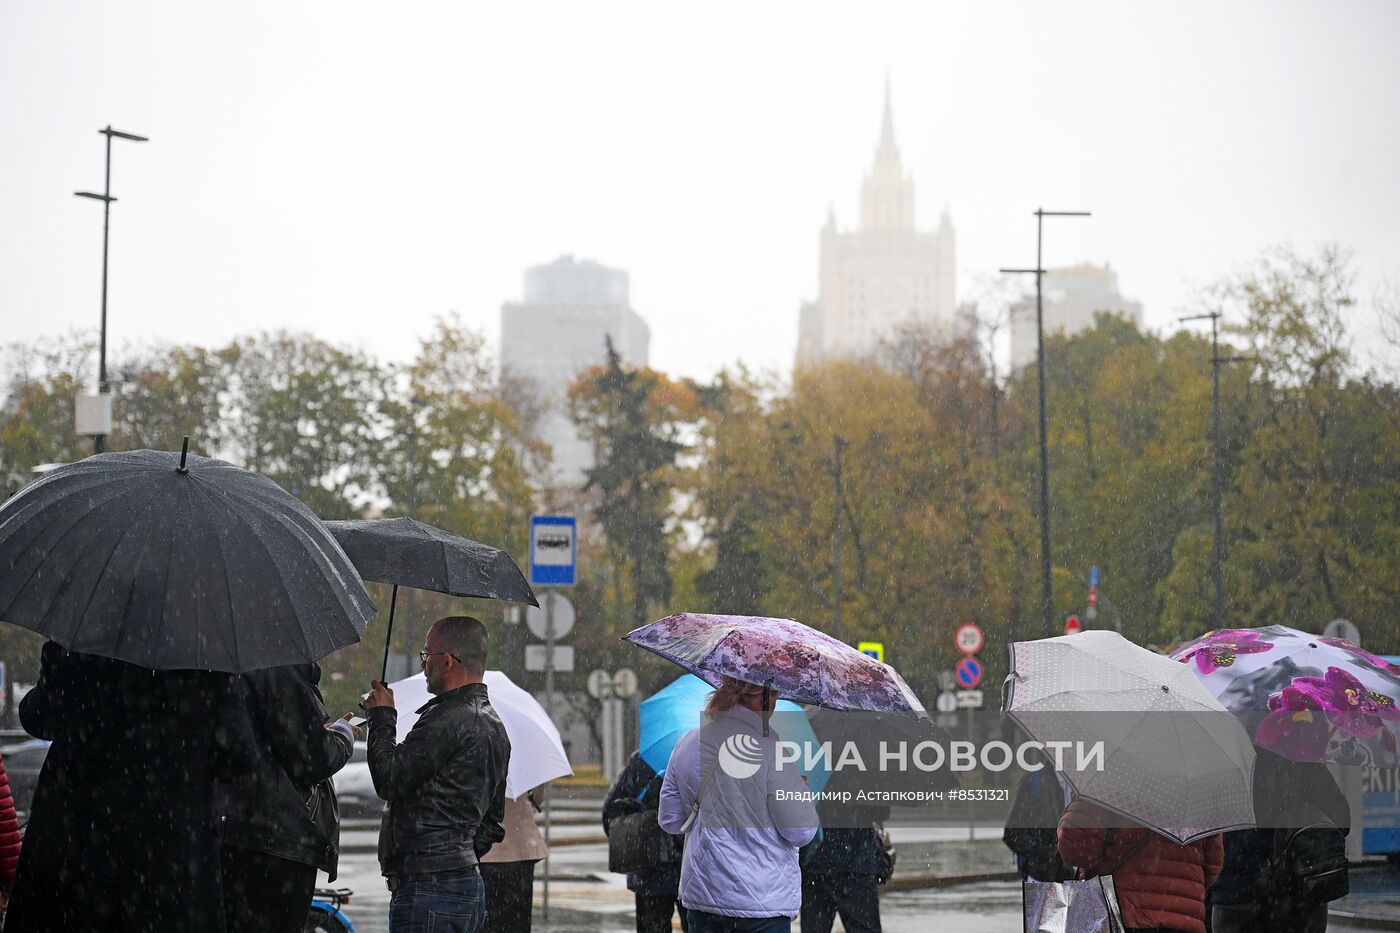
[704,675,765,718]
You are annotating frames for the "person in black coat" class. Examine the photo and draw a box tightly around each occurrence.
[603,751,687,933]
[6,641,247,933]
[217,662,357,932]
[1211,747,1351,933]
[800,801,890,933]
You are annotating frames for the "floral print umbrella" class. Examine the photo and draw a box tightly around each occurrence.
[1172,624,1400,765]
[622,613,925,715]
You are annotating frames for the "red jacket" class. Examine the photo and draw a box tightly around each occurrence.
[0,752,21,890]
[1057,799,1223,933]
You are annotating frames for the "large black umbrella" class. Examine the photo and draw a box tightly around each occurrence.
[323,517,537,680]
[0,444,375,671]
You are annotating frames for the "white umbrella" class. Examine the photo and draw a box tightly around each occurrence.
[1005,630,1255,844]
[387,670,572,799]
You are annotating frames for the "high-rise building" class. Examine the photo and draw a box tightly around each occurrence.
[1009,264,1144,370]
[796,85,957,365]
[500,255,650,488]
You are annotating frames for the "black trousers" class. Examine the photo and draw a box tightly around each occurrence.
[636,893,687,933]
[221,847,319,933]
[480,860,536,933]
[800,873,882,933]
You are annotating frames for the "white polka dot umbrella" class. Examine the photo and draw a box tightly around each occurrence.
[1005,630,1256,844]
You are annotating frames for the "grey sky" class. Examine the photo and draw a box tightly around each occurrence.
[3,1,1398,383]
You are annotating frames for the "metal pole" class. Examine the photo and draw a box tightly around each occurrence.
[75,126,147,455]
[1034,210,1052,638]
[1003,208,1090,639]
[833,436,845,641]
[1209,317,1224,631]
[543,590,553,919]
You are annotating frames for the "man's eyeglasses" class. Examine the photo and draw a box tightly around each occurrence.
[420,649,461,664]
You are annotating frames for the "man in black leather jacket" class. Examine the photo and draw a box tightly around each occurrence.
[365,615,510,933]
[217,662,356,932]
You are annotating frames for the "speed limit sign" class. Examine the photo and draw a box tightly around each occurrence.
[955,622,984,656]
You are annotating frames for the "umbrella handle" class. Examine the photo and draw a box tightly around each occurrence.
[380,584,399,683]
[762,679,773,737]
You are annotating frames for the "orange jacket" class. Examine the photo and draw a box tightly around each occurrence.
[1057,799,1223,933]
[0,752,21,890]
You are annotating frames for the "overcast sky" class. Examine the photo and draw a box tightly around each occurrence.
[3,1,1398,384]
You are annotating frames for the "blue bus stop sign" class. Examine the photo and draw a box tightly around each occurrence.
[530,516,577,587]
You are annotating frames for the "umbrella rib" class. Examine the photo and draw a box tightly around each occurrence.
[62,522,136,650]
[198,484,243,673]
[214,495,317,661]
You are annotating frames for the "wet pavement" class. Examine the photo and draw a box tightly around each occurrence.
[324,803,1400,933]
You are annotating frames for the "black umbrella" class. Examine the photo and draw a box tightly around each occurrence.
[0,442,375,671]
[323,517,538,680]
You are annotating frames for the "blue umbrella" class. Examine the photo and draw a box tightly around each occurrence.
[639,674,830,791]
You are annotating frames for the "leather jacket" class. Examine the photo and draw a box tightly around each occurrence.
[367,682,509,877]
[215,663,353,877]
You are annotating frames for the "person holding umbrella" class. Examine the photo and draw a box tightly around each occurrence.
[0,445,378,933]
[363,616,510,933]
[216,662,359,932]
[658,676,819,932]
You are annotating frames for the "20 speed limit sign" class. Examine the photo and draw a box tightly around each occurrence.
[955,622,984,656]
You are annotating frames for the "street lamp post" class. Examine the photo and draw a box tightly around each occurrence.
[75,125,148,454]
[832,435,847,642]
[1178,311,1251,632]
[1001,208,1090,639]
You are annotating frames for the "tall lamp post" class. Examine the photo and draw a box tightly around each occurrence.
[832,435,847,642]
[1177,311,1251,632]
[75,125,148,454]
[1001,207,1090,638]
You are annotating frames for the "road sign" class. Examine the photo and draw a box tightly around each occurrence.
[529,515,577,586]
[1324,618,1361,647]
[1090,566,1100,587]
[1064,615,1082,635]
[526,645,574,672]
[612,668,639,699]
[857,641,885,663]
[954,656,983,689]
[526,591,575,640]
[587,669,613,699]
[956,689,984,709]
[935,691,958,713]
[955,622,984,655]
[937,670,955,692]
[1087,586,1098,608]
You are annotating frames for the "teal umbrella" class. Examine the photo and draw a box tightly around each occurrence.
[638,673,830,791]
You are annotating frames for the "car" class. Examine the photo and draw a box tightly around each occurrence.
[1,738,51,824]
[332,741,381,820]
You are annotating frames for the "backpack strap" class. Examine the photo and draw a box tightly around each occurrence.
[678,758,720,833]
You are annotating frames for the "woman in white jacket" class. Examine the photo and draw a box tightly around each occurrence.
[658,677,819,933]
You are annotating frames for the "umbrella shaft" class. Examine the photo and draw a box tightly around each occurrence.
[381,584,399,683]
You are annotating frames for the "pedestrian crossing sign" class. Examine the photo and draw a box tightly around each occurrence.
[858,641,884,663]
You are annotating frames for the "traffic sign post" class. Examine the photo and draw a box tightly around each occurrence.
[955,622,985,655]
[529,516,577,586]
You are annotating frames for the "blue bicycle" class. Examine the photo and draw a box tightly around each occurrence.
[306,887,355,933]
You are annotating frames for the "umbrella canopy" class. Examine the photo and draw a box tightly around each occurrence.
[0,448,374,671]
[1006,630,1255,844]
[638,673,829,791]
[1172,625,1400,765]
[388,670,572,799]
[623,613,924,715]
[324,517,537,606]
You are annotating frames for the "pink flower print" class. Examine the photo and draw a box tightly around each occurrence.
[1318,637,1400,679]
[1290,666,1400,741]
[1177,629,1275,674]
[1257,686,1332,762]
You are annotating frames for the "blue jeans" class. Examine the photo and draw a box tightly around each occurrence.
[388,872,486,933]
[685,909,791,933]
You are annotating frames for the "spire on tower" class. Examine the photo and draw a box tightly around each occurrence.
[879,75,897,156]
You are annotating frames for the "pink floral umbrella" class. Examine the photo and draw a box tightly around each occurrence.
[1172,624,1400,764]
[622,613,925,715]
